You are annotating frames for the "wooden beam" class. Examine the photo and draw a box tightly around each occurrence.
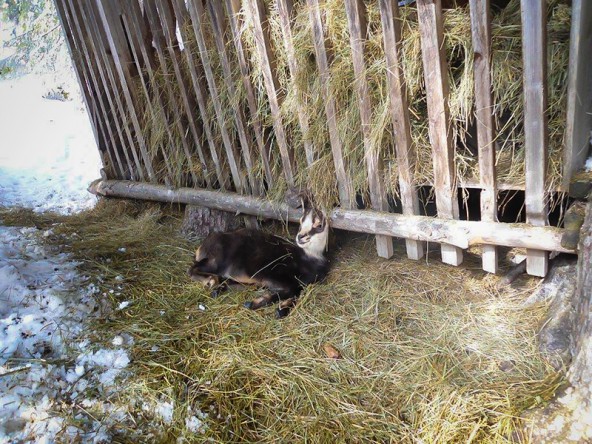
[186,0,246,194]
[379,0,424,261]
[77,1,142,181]
[307,0,354,208]
[206,0,261,195]
[246,0,295,186]
[469,0,498,274]
[225,0,274,187]
[147,0,211,188]
[277,0,315,166]
[169,0,228,190]
[563,0,592,190]
[417,0,463,266]
[521,0,549,277]
[345,0,393,259]
[89,179,577,255]
[93,0,157,182]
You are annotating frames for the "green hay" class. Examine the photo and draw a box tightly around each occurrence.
[7,201,564,442]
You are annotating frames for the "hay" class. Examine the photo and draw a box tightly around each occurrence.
[4,202,563,442]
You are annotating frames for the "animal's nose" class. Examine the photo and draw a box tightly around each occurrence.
[297,233,308,242]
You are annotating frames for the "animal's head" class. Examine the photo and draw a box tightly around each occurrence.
[296,194,328,258]
[188,246,219,287]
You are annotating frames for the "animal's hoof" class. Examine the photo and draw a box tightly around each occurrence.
[275,307,290,319]
[243,301,253,310]
[210,289,220,298]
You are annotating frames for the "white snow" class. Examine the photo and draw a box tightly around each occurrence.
[0,74,102,214]
[585,156,592,172]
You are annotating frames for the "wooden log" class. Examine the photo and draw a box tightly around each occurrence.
[521,0,549,277]
[307,0,354,208]
[277,0,315,166]
[345,0,393,259]
[206,1,260,195]
[186,0,246,194]
[246,0,295,186]
[417,0,463,266]
[225,0,274,187]
[93,0,157,182]
[379,0,424,261]
[77,1,141,181]
[89,179,577,255]
[469,0,498,274]
[562,0,592,190]
[54,0,117,178]
[170,0,228,190]
[144,0,209,188]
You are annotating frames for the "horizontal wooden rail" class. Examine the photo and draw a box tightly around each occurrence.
[88,180,576,254]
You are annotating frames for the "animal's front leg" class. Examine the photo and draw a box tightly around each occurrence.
[243,290,278,310]
[275,297,298,319]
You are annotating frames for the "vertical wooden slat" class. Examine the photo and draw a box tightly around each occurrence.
[151,0,213,188]
[417,0,463,266]
[225,0,274,187]
[345,0,393,259]
[206,0,261,195]
[521,0,549,277]
[169,0,228,190]
[562,0,592,190]
[276,0,315,166]
[74,0,141,180]
[54,0,119,179]
[246,0,295,186]
[93,0,157,182]
[379,0,424,261]
[186,0,246,194]
[307,0,354,208]
[469,0,498,274]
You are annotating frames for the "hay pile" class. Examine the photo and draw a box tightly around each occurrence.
[127,0,571,208]
[4,202,563,442]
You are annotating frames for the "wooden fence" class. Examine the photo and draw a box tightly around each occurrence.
[55,0,592,277]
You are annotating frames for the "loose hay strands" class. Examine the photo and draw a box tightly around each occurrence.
[0,201,564,442]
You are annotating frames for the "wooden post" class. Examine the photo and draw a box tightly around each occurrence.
[246,0,295,186]
[521,0,549,277]
[277,0,315,166]
[186,0,246,194]
[206,1,261,195]
[146,0,211,188]
[307,0,354,208]
[562,0,592,190]
[90,179,578,255]
[345,0,393,259]
[169,0,228,190]
[54,0,119,178]
[379,0,424,261]
[225,0,274,187]
[469,0,498,274]
[76,1,141,181]
[417,0,464,266]
[93,0,157,182]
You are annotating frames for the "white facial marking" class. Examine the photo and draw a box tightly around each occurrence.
[296,210,328,258]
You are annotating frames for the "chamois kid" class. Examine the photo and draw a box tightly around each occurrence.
[188,196,329,318]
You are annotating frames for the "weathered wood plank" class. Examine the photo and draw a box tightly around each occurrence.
[76,1,142,181]
[90,179,578,255]
[469,0,498,274]
[148,0,212,188]
[206,0,261,195]
[93,0,157,182]
[345,0,393,259]
[521,0,549,277]
[277,0,315,166]
[169,0,228,190]
[225,0,274,187]
[246,0,295,186]
[562,0,592,190]
[416,0,463,266]
[307,0,354,208]
[186,0,246,193]
[379,0,424,261]
[54,0,119,178]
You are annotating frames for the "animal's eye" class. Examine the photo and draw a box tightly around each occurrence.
[313,219,321,228]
